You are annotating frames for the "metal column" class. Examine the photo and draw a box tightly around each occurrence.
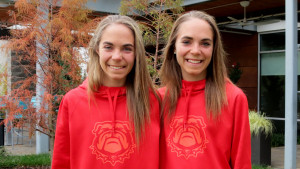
[36,1,49,154]
[284,0,298,168]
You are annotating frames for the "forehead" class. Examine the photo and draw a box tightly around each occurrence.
[100,23,134,43]
[176,18,213,40]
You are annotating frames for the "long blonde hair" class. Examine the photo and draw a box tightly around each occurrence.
[160,11,228,119]
[87,15,158,144]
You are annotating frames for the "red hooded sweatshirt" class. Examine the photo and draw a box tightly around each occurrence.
[52,80,160,169]
[159,79,251,169]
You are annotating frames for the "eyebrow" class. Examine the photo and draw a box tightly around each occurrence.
[181,36,212,42]
[181,36,193,40]
[102,41,113,46]
[123,44,134,48]
[102,41,134,47]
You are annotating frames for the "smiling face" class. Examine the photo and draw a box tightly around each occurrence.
[98,23,135,87]
[175,18,214,81]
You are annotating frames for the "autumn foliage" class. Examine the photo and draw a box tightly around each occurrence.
[0,0,100,143]
[0,0,185,152]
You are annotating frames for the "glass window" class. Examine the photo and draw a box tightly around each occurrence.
[261,52,285,76]
[260,31,300,147]
[261,51,300,76]
[260,52,300,118]
[260,32,285,51]
[261,30,300,52]
[260,75,285,118]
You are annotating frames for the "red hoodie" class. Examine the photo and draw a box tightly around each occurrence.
[52,80,160,169]
[159,79,251,169]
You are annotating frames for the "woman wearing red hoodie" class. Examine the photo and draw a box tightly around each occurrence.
[159,11,251,169]
[52,15,160,169]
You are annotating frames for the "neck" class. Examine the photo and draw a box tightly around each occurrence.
[102,78,126,87]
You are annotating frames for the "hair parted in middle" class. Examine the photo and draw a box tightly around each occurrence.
[87,15,159,144]
[160,10,228,119]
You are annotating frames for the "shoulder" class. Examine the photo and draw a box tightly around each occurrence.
[225,82,249,121]
[67,84,86,97]
[58,85,89,117]
[225,82,248,103]
[61,85,87,106]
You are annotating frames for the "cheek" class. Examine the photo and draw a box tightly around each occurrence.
[99,53,109,65]
[175,47,188,65]
[124,53,135,66]
[204,46,214,58]
[176,45,189,57]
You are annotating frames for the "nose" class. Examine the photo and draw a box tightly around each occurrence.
[112,50,122,60]
[190,44,201,55]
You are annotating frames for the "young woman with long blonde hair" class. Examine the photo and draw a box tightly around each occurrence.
[52,15,160,169]
[159,11,251,169]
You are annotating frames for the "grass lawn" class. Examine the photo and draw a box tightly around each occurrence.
[0,147,271,169]
[0,156,273,169]
[0,153,51,168]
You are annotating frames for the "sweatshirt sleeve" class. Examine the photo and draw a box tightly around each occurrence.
[52,96,71,169]
[230,91,252,169]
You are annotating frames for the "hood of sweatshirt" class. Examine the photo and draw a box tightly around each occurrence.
[79,79,127,131]
[181,79,206,128]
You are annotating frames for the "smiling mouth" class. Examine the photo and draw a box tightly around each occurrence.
[109,65,125,70]
[186,59,203,64]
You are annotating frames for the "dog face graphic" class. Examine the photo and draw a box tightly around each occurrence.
[90,121,136,166]
[96,123,130,153]
[168,115,208,159]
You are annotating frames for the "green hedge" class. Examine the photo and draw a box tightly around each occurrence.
[271,133,300,147]
[252,165,273,169]
[0,148,51,168]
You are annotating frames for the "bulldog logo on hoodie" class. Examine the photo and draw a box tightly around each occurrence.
[90,121,136,166]
[167,115,208,159]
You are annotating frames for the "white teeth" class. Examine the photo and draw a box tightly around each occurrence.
[187,59,201,63]
[110,66,123,69]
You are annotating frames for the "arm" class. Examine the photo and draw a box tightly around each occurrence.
[230,92,252,169]
[51,96,70,169]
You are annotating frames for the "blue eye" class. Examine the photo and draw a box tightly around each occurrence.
[203,42,211,47]
[182,40,190,45]
[104,45,112,50]
[124,47,133,52]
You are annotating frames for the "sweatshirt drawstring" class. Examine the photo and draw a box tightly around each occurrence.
[106,88,120,133]
[182,83,193,129]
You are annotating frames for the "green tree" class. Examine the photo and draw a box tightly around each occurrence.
[120,0,184,85]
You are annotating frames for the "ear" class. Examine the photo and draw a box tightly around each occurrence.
[96,49,100,56]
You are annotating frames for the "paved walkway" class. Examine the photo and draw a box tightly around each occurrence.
[4,144,36,155]
[3,126,36,155]
[271,145,300,169]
